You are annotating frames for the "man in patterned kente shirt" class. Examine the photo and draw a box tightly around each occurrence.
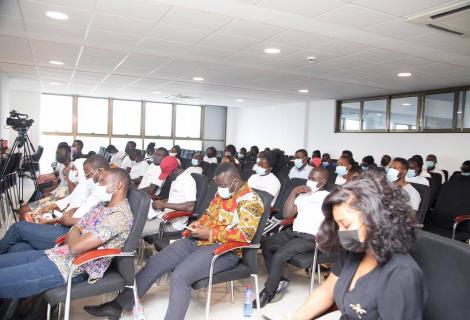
[85,163,265,320]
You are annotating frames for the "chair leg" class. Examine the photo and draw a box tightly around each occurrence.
[310,244,318,294]
[317,265,321,286]
[230,281,234,304]
[46,303,51,320]
[58,303,62,319]
[252,274,261,320]
[204,255,217,320]
[64,272,73,320]
[132,281,139,308]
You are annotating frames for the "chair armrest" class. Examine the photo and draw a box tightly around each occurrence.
[270,207,279,213]
[213,242,260,256]
[72,249,135,266]
[454,215,470,224]
[162,211,194,221]
[55,234,66,245]
[280,216,296,226]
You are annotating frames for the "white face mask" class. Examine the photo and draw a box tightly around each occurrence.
[85,177,97,190]
[169,152,177,157]
[191,159,199,166]
[306,180,320,193]
[255,165,268,176]
[218,180,237,199]
[92,185,113,202]
[68,170,79,184]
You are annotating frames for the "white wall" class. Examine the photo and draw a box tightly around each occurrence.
[7,90,41,149]
[227,99,469,172]
[0,73,10,140]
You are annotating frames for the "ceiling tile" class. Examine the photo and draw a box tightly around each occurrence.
[86,29,142,47]
[313,39,371,56]
[101,74,140,86]
[24,19,86,39]
[138,38,192,55]
[19,0,91,28]
[31,0,95,11]
[10,77,41,91]
[441,41,470,57]
[92,84,121,96]
[68,81,96,94]
[95,0,171,21]
[352,0,454,17]
[348,62,399,74]
[38,67,73,81]
[114,53,172,76]
[149,59,205,78]
[160,7,233,32]
[347,48,404,62]
[0,35,34,64]
[384,55,438,68]
[31,40,81,67]
[72,70,107,83]
[149,23,211,45]
[0,16,24,31]
[317,4,394,29]
[128,77,169,89]
[258,0,346,18]
[0,0,22,17]
[363,18,430,39]
[267,30,333,48]
[218,19,285,40]
[199,34,259,51]
[286,49,341,64]
[227,52,280,66]
[295,63,343,76]
[189,45,236,59]
[90,13,154,36]
[242,41,304,57]
[317,56,372,70]
[411,62,465,74]
[406,30,467,48]
[0,63,39,78]
[77,47,127,73]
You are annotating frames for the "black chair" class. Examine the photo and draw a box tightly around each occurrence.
[271,178,306,220]
[180,158,192,170]
[205,163,218,181]
[424,175,470,241]
[156,173,177,200]
[191,189,273,320]
[442,169,449,183]
[426,172,442,208]
[240,168,255,181]
[409,182,431,225]
[411,230,470,320]
[43,188,150,320]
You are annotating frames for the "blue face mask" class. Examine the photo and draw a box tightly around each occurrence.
[462,172,470,176]
[361,165,368,171]
[384,167,389,173]
[407,169,417,178]
[191,159,199,166]
[425,161,435,169]
[322,162,329,167]
[294,158,304,169]
[336,165,348,176]
[255,165,268,176]
[386,168,400,182]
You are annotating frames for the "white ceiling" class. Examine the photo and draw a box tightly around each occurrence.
[0,0,469,107]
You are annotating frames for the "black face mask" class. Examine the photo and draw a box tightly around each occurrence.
[338,229,367,253]
[56,154,67,164]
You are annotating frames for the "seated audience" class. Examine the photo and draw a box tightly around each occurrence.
[424,154,445,183]
[221,154,238,167]
[289,172,426,320]
[145,142,156,162]
[225,144,240,165]
[257,167,329,308]
[71,139,84,161]
[120,141,137,173]
[361,155,377,172]
[169,145,182,164]
[387,157,421,212]
[321,153,334,168]
[335,155,359,185]
[203,146,218,164]
[238,147,247,159]
[380,154,392,171]
[106,144,126,168]
[248,151,281,206]
[0,168,133,298]
[289,149,312,179]
[84,164,264,320]
[142,157,196,237]
[461,160,470,176]
[138,147,168,196]
[129,150,149,185]
[245,145,260,164]
[185,152,206,175]
[406,156,430,186]
[310,150,321,167]
[0,155,109,253]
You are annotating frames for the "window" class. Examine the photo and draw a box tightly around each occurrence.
[75,136,109,154]
[340,102,360,130]
[175,105,201,138]
[111,137,141,152]
[145,102,172,137]
[144,139,173,151]
[423,93,454,129]
[390,97,418,130]
[463,91,470,129]
[112,100,141,135]
[41,95,73,133]
[39,135,71,174]
[362,99,386,130]
[77,97,108,134]
[174,139,202,151]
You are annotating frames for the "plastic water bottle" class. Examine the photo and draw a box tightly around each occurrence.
[132,301,146,320]
[243,284,254,317]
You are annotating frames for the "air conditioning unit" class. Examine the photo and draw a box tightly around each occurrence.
[406,1,470,37]
[163,94,201,102]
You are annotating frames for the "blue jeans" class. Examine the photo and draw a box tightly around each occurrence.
[0,221,70,254]
[0,250,69,298]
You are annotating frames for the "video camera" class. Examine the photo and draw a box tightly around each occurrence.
[6,110,34,133]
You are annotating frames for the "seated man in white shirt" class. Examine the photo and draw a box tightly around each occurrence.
[387,157,421,212]
[248,151,281,206]
[288,149,312,180]
[225,144,240,165]
[406,156,430,186]
[106,144,126,168]
[142,156,197,237]
[203,146,218,164]
[424,154,445,184]
[185,152,207,175]
[129,150,149,185]
[257,167,330,308]
[138,147,168,196]
[120,140,137,173]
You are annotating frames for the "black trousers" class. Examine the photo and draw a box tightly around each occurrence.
[261,229,315,293]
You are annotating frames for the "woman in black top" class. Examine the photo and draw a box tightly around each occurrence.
[289,171,427,320]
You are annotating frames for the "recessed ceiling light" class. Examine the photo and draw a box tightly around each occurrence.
[192,77,204,81]
[49,82,60,85]
[402,103,411,106]
[397,72,412,77]
[152,91,161,94]
[264,48,280,54]
[298,89,309,93]
[46,11,69,20]
[49,60,64,65]
[306,56,316,62]
[236,99,244,102]
[457,111,462,114]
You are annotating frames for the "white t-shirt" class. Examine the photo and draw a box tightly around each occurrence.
[130,160,150,180]
[120,155,136,170]
[73,193,101,218]
[422,168,445,184]
[247,173,281,206]
[293,190,329,235]
[138,163,164,190]
[289,164,312,180]
[335,175,347,185]
[148,171,197,230]
[402,183,421,211]
[185,166,203,175]
[203,156,218,164]
[110,151,126,167]
[55,179,93,212]
[406,175,429,186]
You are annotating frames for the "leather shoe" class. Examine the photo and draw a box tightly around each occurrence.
[83,301,122,319]
[252,289,274,309]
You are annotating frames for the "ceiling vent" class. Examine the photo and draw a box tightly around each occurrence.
[163,94,201,102]
[407,1,470,38]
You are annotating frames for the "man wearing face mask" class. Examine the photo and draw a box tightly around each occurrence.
[248,151,281,206]
[256,167,330,308]
[185,152,207,175]
[424,154,445,184]
[129,150,149,185]
[71,139,84,161]
[289,149,312,179]
[120,140,137,173]
[0,168,134,299]
[386,157,421,212]
[406,156,429,186]
[0,155,110,253]
[85,163,264,320]
[380,154,391,172]
[138,147,168,196]
[106,145,126,168]
[203,146,218,164]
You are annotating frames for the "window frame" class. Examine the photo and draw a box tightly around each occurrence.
[336,85,470,133]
